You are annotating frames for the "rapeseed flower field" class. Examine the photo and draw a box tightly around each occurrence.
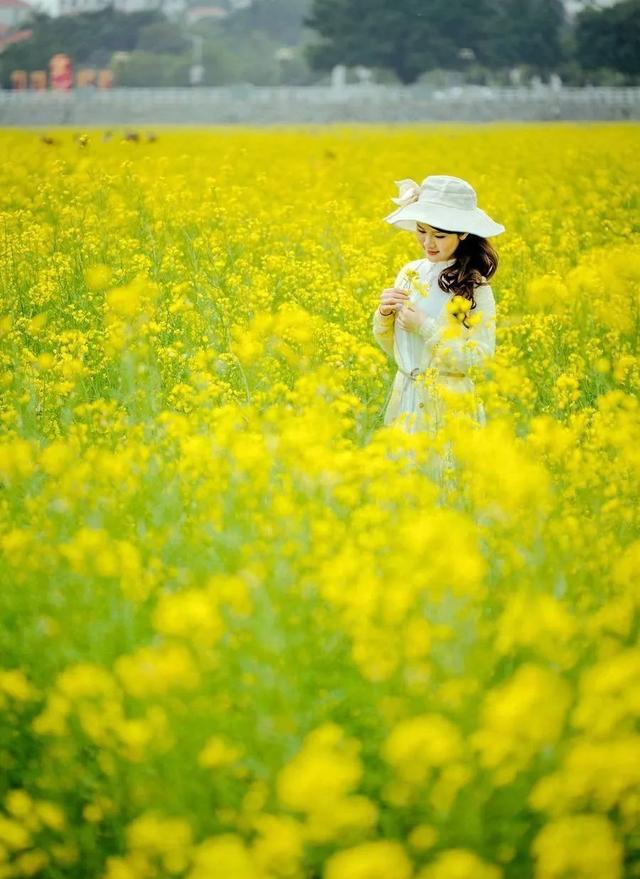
[0,122,639,878]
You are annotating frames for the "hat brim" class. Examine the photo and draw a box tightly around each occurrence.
[384,203,505,238]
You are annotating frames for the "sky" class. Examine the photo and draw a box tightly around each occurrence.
[24,0,624,24]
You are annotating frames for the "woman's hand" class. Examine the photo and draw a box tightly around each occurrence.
[378,287,410,317]
[396,303,426,334]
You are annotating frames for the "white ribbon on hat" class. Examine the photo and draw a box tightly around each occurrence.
[390,178,422,208]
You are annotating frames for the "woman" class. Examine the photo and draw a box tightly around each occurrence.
[372,175,505,439]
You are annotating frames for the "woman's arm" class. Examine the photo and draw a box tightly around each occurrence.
[419,284,497,374]
[372,306,396,357]
[372,262,416,358]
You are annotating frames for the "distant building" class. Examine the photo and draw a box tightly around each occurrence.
[564,0,622,16]
[9,0,245,15]
[185,4,227,24]
[55,0,108,14]
[114,0,173,12]
[0,0,32,29]
[50,0,187,17]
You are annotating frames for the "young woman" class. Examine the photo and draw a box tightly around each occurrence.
[372,174,505,438]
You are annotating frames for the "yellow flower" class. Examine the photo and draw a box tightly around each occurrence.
[126,812,193,875]
[494,591,577,666]
[408,823,438,852]
[5,790,32,819]
[0,669,38,702]
[531,814,622,879]
[152,588,223,648]
[404,269,430,298]
[416,848,502,879]
[446,294,472,321]
[324,839,413,879]
[187,834,257,879]
[382,713,463,786]
[529,736,640,816]
[27,311,48,335]
[0,816,30,851]
[39,440,76,476]
[526,274,571,312]
[35,801,65,831]
[0,439,36,484]
[470,664,572,785]
[304,795,378,844]
[13,850,49,875]
[56,663,118,701]
[572,647,640,738]
[276,723,362,813]
[85,263,113,291]
[251,814,304,876]
[198,735,244,769]
[36,352,56,370]
[114,643,200,698]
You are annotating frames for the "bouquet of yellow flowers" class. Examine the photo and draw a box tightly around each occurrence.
[404,268,430,299]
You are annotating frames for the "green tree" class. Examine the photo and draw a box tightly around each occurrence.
[303,0,567,83]
[112,50,191,86]
[195,23,314,85]
[223,0,313,46]
[478,0,567,70]
[0,6,165,88]
[574,0,640,75]
[200,35,244,85]
[136,21,190,55]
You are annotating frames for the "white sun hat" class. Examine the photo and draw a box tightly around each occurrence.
[383,174,505,238]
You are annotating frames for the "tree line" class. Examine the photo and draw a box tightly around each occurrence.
[304,0,640,84]
[0,0,638,89]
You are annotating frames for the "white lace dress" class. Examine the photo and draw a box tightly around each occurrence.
[372,257,497,437]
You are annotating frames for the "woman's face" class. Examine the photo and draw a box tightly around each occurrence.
[415,222,467,262]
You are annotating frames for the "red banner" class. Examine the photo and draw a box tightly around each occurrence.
[50,54,73,91]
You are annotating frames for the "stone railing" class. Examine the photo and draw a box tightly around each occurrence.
[1,84,639,125]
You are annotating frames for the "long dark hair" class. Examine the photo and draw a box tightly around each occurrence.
[429,227,499,329]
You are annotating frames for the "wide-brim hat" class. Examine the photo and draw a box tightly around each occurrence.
[383,174,505,238]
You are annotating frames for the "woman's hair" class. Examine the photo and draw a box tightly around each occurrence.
[429,227,499,329]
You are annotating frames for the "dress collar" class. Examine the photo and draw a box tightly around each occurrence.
[422,257,456,272]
